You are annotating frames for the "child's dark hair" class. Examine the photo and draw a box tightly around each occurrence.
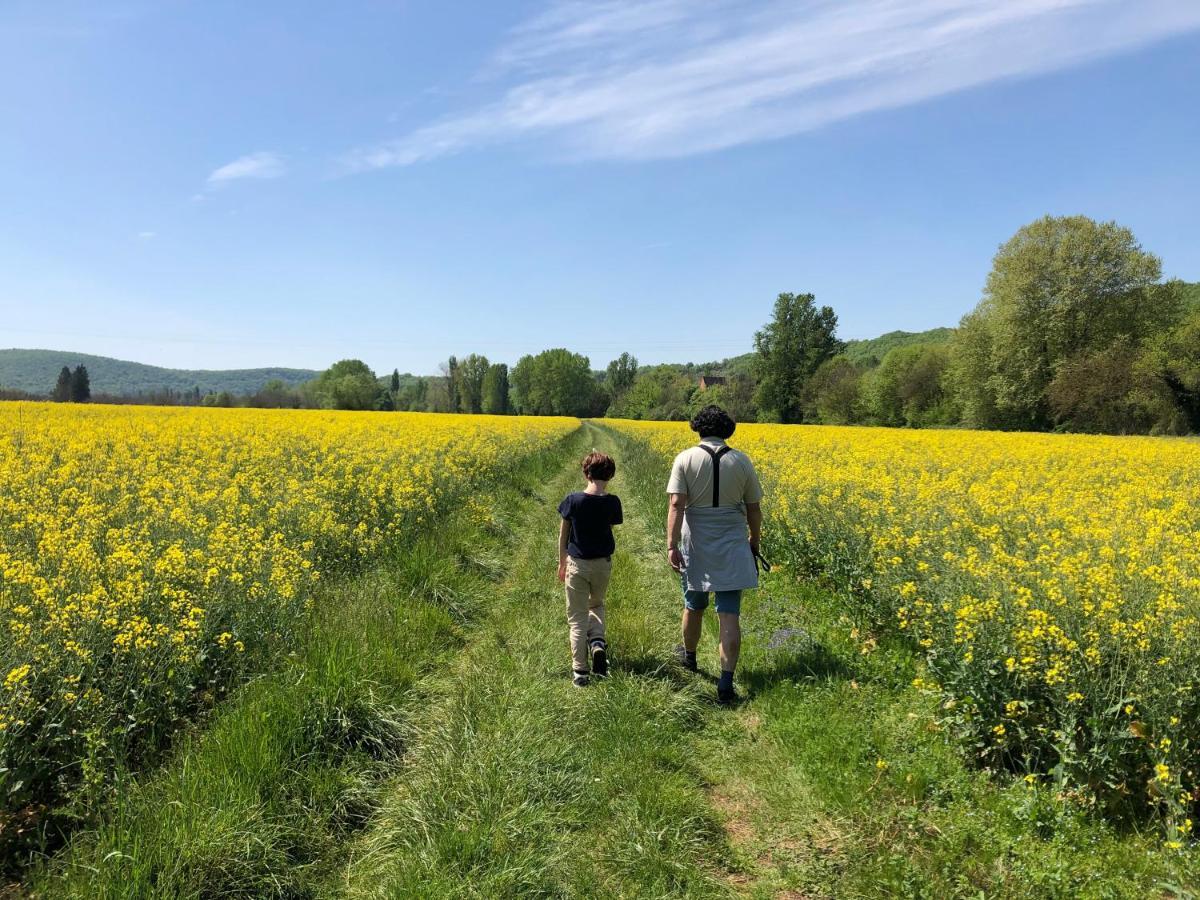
[582,451,616,481]
[689,405,736,439]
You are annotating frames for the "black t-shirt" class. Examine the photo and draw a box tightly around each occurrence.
[558,492,623,559]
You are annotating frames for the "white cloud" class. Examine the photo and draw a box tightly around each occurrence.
[137,231,156,239]
[344,0,1200,169]
[206,151,286,186]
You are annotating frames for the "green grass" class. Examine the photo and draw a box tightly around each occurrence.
[340,422,732,897]
[689,582,1200,898]
[26,421,1200,898]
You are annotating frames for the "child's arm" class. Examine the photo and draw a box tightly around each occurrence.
[557,518,570,582]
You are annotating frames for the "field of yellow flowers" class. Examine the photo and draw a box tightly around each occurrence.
[0,403,577,834]
[609,420,1200,836]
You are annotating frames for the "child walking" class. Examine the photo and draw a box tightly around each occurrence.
[557,452,622,687]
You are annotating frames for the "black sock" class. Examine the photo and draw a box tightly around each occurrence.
[684,650,697,666]
[717,670,734,692]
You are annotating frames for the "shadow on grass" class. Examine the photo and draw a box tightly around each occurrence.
[612,650,699,690]
[611,637,854,706]
[739,641,854,698]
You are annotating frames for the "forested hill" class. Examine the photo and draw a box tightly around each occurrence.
[704,326,956,375]
[0,349,317,396]
[842,327,955,366]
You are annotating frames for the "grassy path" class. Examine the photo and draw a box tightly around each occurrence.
[337,422,735,897]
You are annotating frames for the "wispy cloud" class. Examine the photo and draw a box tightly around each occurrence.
[343,0,1200,170]
[206,151,286,187]
[137,231,156,239]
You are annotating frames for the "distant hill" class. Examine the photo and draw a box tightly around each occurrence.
[842,327,955,367]
[695,330,956,378]
[0,349,318,397]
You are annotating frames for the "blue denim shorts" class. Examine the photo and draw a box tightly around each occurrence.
[681,574,742,615]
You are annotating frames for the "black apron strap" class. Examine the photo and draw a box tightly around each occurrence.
[697,444,732,507]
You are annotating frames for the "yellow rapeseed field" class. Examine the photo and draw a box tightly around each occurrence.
[609,419,1200,836]
[0,403,576,816]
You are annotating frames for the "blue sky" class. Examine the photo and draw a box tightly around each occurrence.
[2,0,1199,375]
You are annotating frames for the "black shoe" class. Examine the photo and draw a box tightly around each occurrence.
[573,671,590,687]
[591,642,608,678]
[675,645,698,673]
[716,685,739,706]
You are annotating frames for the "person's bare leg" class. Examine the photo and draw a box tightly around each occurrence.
[717,612,741,675]
[681,608,704,652]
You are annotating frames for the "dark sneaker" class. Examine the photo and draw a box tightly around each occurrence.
[573,671,590,687]
[591,641,608,678]
[716,685,739,706]
[675,645,698,673]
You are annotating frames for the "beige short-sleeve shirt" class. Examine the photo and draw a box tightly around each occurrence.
[666,437,764,509]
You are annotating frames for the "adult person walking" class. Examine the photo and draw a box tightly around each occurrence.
[667,405,764,704]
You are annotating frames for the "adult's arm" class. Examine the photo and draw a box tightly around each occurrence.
[745,502,762,554]
[667,492,687,572]
[557,518,570,582]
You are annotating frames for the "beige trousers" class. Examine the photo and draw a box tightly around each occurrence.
[564,556,610,672]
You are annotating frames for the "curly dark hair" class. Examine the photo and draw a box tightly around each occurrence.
[689,405,736,439]
[582,451,617,481]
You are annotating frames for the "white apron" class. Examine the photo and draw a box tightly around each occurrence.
[681,504,758,592]
[679,443,758,593]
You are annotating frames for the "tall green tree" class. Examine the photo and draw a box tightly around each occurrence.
[445,356,460,413]
[1135,306,1200,434]
[753,292,843,423]
[1047,336,1147,433]
[456,354,490,414]
[69,365,91,403]
[866,344,954,427]
[311,359,380,411]
[805,356,864,425]
[52,366,72,402]
[394,377,428,412]
[685,373,757,423]
[962,215,1169,429]
[609,365,695,420]
[510,349,595,416]
[605,353,638,403]
[423,377,452,413]
[390,369,401,393]
[948,307,1002,428]
[481,363,510,414]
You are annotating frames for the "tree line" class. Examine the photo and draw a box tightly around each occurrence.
[600,215,1198,435]
[20,214,1197,434]
[741,216,1198,435]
